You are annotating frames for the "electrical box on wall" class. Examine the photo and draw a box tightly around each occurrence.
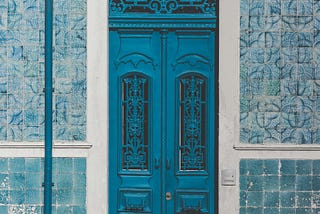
[221,169,236,186]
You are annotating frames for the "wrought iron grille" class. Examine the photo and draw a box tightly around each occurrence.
[110,0,216,15]
[179,74,207,171]
[122,73,149,171]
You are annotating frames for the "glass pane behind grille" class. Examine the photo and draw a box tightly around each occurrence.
[122,74,149,171]
[179,74,207,171]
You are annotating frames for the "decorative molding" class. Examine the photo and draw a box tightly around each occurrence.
[172,54,210,70]
[110,0,216,15]
[109,17,216,29]
[234,145,320,151]
[0,142,93,149]
[114,53,157,70]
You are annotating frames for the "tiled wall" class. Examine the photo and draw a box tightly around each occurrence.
[240,159,320,213]
[0,157,86,214]
[240,0,320,144]
[0,0,87,142]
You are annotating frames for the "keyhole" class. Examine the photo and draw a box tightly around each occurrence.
[166,192,172,200]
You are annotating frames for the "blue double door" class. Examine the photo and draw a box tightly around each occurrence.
[109,29,215,214]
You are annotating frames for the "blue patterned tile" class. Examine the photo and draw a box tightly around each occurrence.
[240,81,249,96]
[249,31,264,48]
[7,14,22,29]
[281,80,296,96]
[0,14,8,30]
[265,97,281,112]
[7,125,22,141]
[71,30,86,48]
[55,30,71,46]
[249,112,264,130]
[298,32,313,47]
[265,0,281,15]
[297,96,314,112]
[24,126,40,141]
[316,16,320,30]
[298,63,314,80]
[240,128,250,143]
[7,109,23,125]
[314,31,320,46]
[282,47,297,63]
[71,47,86,61]
[265,32,281,47]
[297,81,313,96]
[296,128,312,144]
[281,96,297,112]
[265,113,280,129]
[71,0,86,13]
[315,1,320,14]
[267,130,281,144]
[297,16,313,32]
[249,130,264,144]
[281,0,297,15]
[281,128,297,143]
[315,49,320,64]
[71,125,86,141]
[0,126,7,141]
[70,14,86,30]
[282,16,297,31]
[265,64,280,79]
[265,48,280,63]
[298,0,313,15]
[249,63,264,79]
[240,0,249,15]
[0,110,7,124]
[298,48,313,63]
[314,96,320,111]
[249,97,265,112]
[249,0,264,15]
[240,48,250,63]
[8,0,22,13]
[276,31,293,48]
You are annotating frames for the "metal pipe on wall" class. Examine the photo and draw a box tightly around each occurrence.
[44,0,53,213]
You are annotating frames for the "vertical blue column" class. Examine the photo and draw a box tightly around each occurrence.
[44,0,53,213]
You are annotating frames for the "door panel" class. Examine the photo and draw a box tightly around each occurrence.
[166,30,215,214]
[109,29,161,214]
[109,29,215,214]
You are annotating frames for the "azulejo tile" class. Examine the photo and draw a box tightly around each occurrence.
[240,159,320,213]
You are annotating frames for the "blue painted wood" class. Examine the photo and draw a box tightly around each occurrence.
[44,0,54,213]
[109,29,215,213]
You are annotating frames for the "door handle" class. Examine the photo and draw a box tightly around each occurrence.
[154,158,160,169]
[166,159,171,170]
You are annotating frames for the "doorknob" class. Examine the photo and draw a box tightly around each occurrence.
[165,192,172,200]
